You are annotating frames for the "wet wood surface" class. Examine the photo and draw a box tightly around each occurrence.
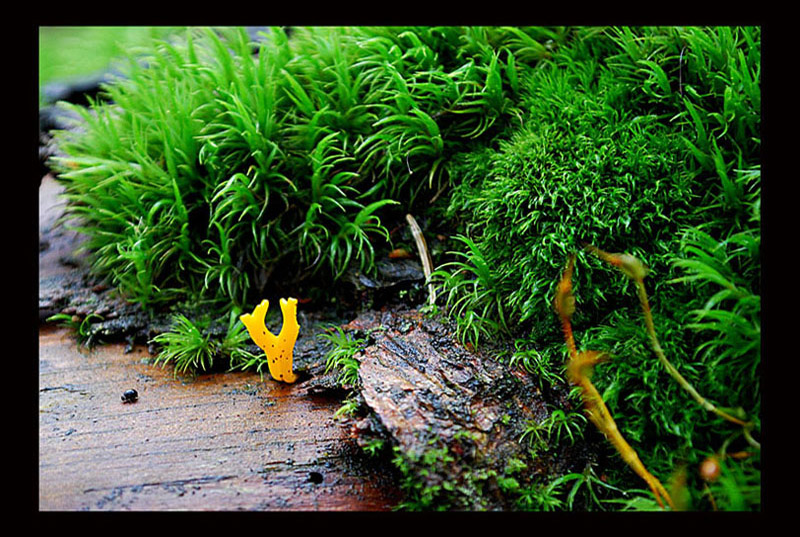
[38,173,592,511]
[346,310,593,510]
[38,175,401,511]
[38,326,400,511]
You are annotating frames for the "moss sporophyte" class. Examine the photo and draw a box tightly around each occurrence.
[556,245,760,509]
[555,253,673,509]
[584,244,756,436]
[240,298,300,383]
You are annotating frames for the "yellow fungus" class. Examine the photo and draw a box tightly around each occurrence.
[240,298,300,383]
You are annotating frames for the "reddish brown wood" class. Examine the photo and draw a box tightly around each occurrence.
[344,310,593,510]
[38,325,401,511]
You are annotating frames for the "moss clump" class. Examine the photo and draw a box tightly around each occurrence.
[51,26,554,313]
[438,26,760,343]
[434,26,760,510]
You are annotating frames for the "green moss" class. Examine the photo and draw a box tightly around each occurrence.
[52,26,548,314]
[433,26,760,510]
[48,26,760,511]
[320,324,366,388]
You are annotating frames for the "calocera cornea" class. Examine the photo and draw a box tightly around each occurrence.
[240,298,300,383]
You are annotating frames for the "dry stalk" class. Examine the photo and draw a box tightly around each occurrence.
[406,213,436,305]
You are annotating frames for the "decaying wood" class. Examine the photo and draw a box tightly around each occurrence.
[40,174,596,511]
[39,326,401,511]
[342,309,597,510]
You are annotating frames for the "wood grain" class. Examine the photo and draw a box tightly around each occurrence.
[39,325,401,510]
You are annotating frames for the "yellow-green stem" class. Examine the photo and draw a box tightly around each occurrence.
[634,280,749,428]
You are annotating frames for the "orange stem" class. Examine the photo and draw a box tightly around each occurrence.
[555,253,673,509]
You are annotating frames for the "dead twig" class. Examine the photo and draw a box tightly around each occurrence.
[406,214,436,305]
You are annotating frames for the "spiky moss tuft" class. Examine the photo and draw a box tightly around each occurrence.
[51,26,558,314]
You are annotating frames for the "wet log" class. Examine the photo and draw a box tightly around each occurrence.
[39,174,402,510]
[39,325,401,511]
[344,309,597,510]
